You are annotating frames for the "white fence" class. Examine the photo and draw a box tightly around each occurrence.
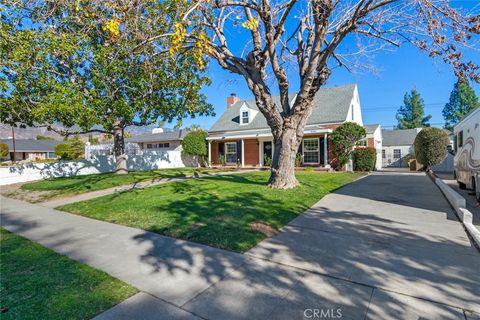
[0,151,198,186]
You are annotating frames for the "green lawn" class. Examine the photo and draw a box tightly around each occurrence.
[0,228,137,320]
[59,171,363,252]
[19,168,231,202]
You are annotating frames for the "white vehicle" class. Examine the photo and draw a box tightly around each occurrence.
[453,107,480,201]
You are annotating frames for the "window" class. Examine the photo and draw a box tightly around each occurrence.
[358,139,367,147]
[225,142,237,164]
[454,135,458,153]
[458,130,463,148]
[241,111,249,124]
[382,150,386,159]
[48,152,57,159]
[393,149,401,159]
[146,143,170,149]
[303,138,319,164]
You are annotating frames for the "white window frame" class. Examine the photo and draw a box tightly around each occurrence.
[302,138,320,164]
[225,142,237,164]
[382,149,386,159]
[241,111,249,125]
[393,149,401,159]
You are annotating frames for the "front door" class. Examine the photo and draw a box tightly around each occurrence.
[263,141,273,166]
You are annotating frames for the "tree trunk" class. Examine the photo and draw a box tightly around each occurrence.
[113,122,128,174]
[268,128,299,189]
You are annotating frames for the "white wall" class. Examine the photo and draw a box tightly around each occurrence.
[345,85,363,126]
[382,145,413,168]
[367,127,383,170]
[0,151,198,186]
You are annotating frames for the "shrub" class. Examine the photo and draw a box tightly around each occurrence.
[36,135,54,140]
[0,143,9,157]
[55,143,74,160]
[182,129,208,165]
[354,148,376,171]
[55,136,85,160]
[330,122,366,167]
[414,127,449,170]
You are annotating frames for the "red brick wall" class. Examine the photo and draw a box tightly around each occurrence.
[244,139,259,166]
[367,137,374,148]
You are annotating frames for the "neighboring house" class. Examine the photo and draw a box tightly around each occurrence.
[127,128,188,152]
[381,128,422,168]
[1,139,61,161]
[363,124,383,170]
[85,128,189,158]
[207,84,373,169]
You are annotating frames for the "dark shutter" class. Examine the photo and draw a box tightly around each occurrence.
[236,141,242,163]
[320,138,325,165]
[218,142,225,156]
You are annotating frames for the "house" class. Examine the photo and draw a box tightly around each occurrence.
[1,139,62,161]
[364,124,383,170]
[85,128,189,158]
[207,84,380,169]
[126,128,188,152]
[381,128,422,168]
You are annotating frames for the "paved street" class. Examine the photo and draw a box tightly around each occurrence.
[1,171,479,319]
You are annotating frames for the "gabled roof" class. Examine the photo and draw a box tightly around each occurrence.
[209,84,357,133]
[381,128,421,147]
[364,124,380,134]
[1,139,62,152]
[127,129,189,143]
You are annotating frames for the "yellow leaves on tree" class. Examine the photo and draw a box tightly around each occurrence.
[102,19,120,39]
[241,18,259,31]
[170,22,209,70]
[194,32,210,70]
[170,22,187,55]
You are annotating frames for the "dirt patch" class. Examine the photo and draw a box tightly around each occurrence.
[189,222,206,229]
[249,222,279,237]
[215,214,235,222]
[0,183,54,203]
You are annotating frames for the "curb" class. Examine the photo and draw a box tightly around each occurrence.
[431,173,480,249]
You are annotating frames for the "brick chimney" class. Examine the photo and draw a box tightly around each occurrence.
[226,93,239,108]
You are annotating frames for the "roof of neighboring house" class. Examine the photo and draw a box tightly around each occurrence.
[364,124,380,134]
[381,128,421,147]
[1,139,62,152]
[127,129,189,143]
[209,83,357,133]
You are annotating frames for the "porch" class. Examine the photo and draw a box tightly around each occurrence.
[207,131,332,168]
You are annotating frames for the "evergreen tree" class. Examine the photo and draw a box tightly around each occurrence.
[396,89,432,129]
[442,79,479,131]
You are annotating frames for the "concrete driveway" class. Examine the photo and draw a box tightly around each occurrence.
[2,171,479,319]
[185,171,480,319]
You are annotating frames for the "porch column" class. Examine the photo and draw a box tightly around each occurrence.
[208,141,212,167]
[324,133,329,167]
[241,139,245,167]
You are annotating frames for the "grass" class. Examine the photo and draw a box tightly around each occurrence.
[0,228,137,320]
[59,171,363,252]
[19,168,231,202]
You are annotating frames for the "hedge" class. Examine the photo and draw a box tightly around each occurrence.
[414,127,449,169]
[354,147,376,171]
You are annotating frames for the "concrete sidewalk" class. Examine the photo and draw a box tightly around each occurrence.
[1,171,479,319]
[40,169,256,208]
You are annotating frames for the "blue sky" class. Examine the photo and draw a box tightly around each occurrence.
[178,43,480,131]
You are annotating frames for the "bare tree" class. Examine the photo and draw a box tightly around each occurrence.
[170,0,480,188]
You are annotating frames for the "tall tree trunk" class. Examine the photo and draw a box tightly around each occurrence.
[268,127,299,189]
[113,122,128,174]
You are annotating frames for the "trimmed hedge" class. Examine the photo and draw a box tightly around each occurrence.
[354,147,376,171]
[414,127,449,169]
[0,143,8,157]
